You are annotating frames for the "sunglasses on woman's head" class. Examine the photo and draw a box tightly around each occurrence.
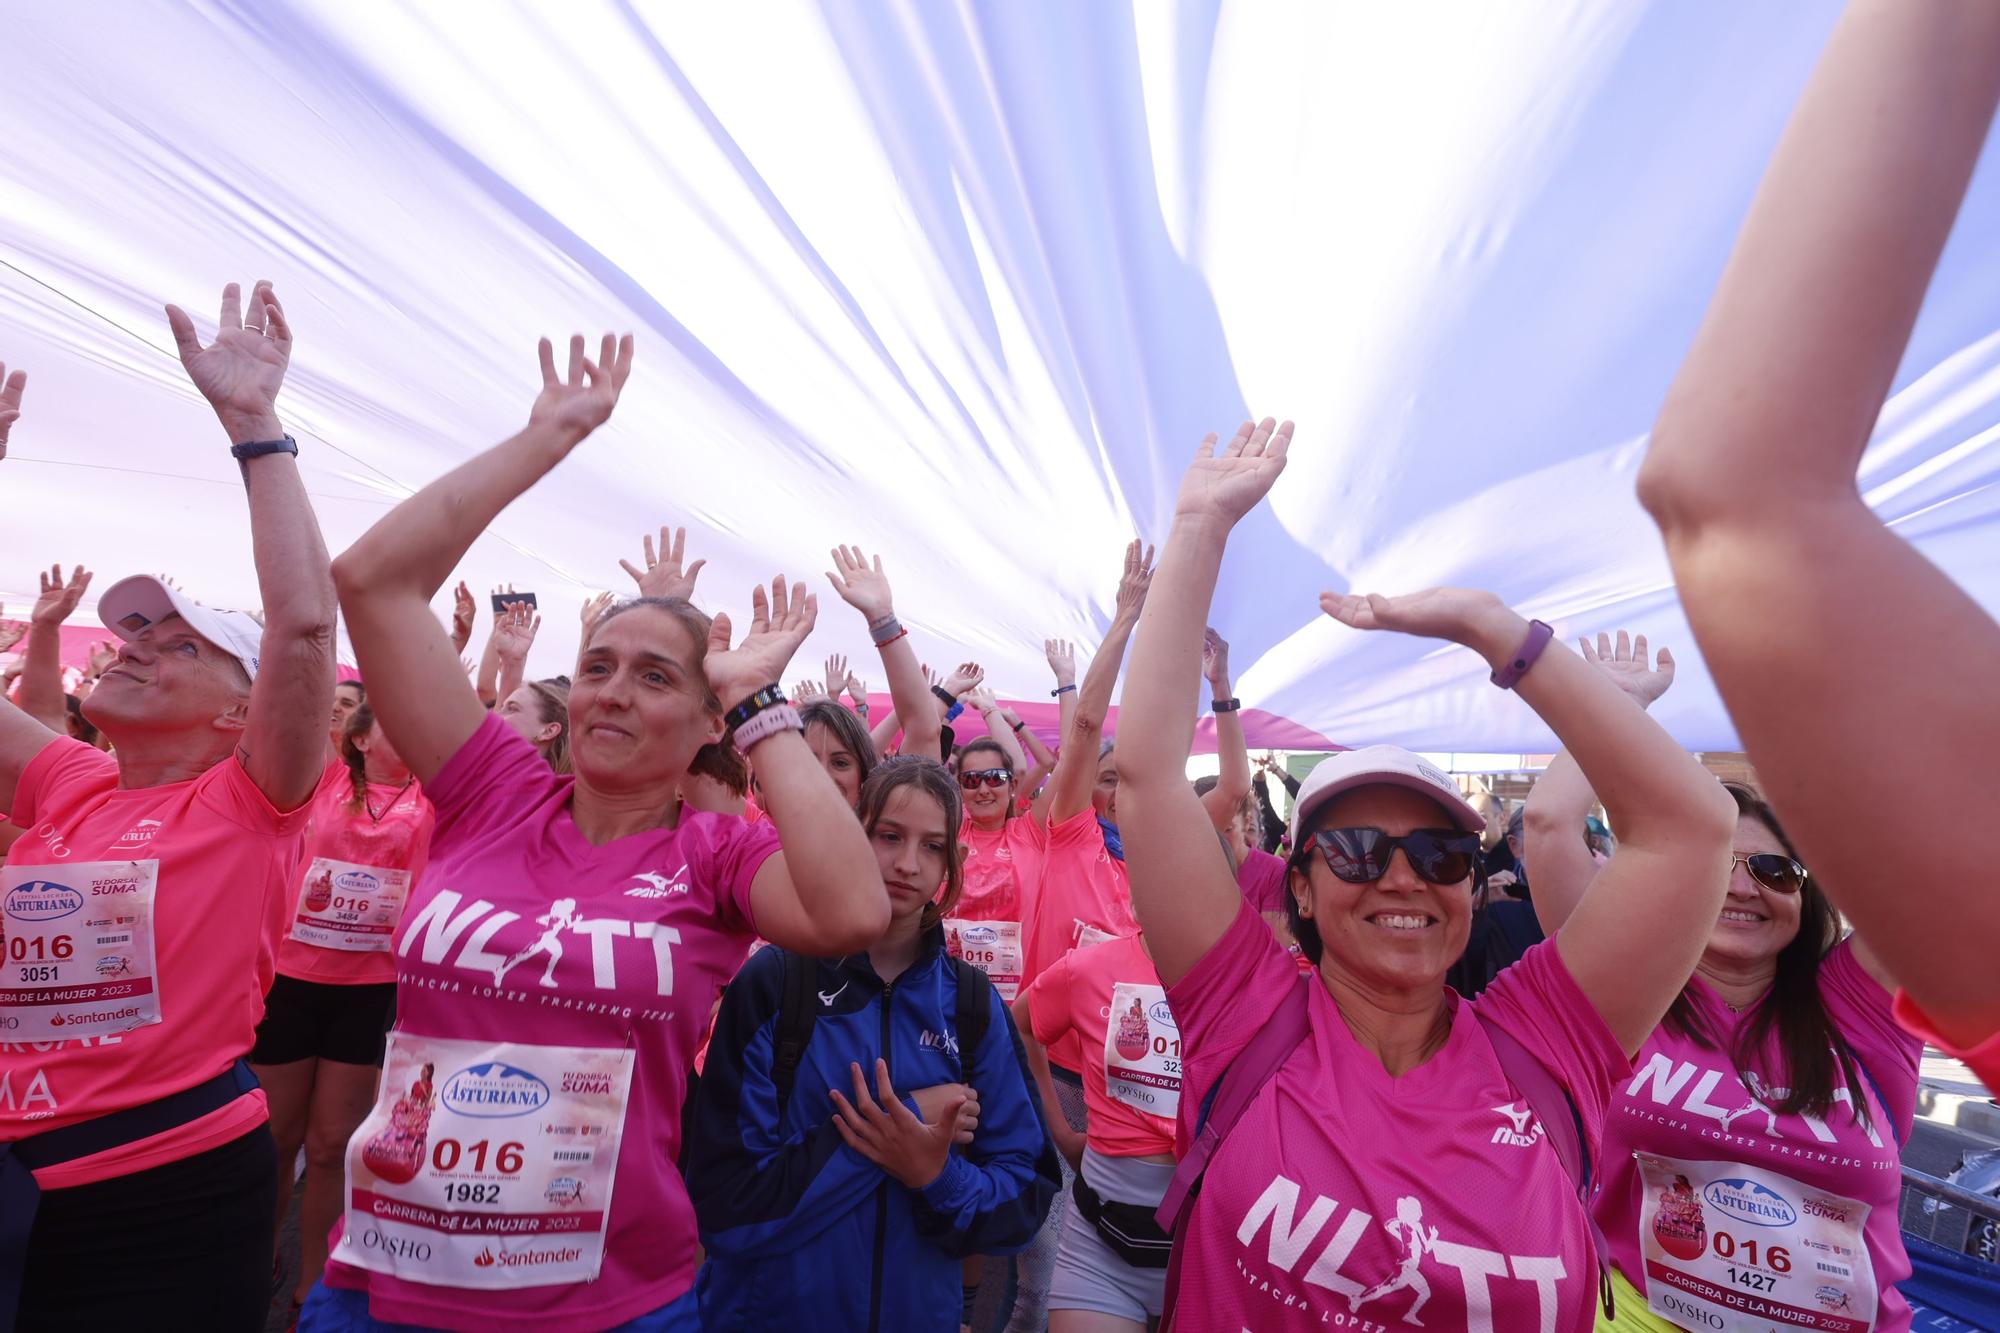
[1311,827,1482,886]
[1732,852,1807,894]
[958,768,1013,790]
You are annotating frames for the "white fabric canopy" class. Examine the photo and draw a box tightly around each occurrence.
[6,1,1999,750]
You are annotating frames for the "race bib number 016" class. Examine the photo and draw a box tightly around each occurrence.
[292,856,412,953]
[944,918,1022,1001]
[338,1034,635,1289]
[1635,1151,1876,1332]
[0,860,160,1042]
[1103,981,1181,1120]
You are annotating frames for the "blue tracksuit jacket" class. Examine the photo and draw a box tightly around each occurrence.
[687,928,1058,1332]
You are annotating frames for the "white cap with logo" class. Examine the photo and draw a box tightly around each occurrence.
[95,575,264,681]
[1287,745,1484,845]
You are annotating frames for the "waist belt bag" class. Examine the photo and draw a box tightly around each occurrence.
[1071,1172,1173,1269]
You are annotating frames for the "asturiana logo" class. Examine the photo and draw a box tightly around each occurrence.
[962,925,999,946]
[442,1062,552,1118]
[1148,999,1176,1028]
[335,870,381,894]
[1703,1178,1798,1228]
[3,881,84,922]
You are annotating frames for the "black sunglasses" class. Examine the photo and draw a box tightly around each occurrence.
[1732,852,1807,894]
[958,768,1013,790]
[1311,827,1481,886]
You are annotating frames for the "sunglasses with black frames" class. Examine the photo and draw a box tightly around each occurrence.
[1310,827,1483,886]
[958,768,1013,790]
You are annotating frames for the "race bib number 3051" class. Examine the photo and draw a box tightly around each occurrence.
[1635,1151,1876,1332]
[0,861,160,1042]
[1103,982,1181,1120]
[338,1034,635,1289]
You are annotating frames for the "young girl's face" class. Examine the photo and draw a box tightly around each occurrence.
[869,785,952,919]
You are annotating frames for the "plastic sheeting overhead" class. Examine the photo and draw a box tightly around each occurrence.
[4,2,1999,752]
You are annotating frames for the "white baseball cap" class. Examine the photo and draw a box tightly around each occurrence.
[96,575,264,681]
[1288,745,1484,845]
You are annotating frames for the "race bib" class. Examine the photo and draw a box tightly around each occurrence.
[944,918,1022,1000]
[1074,922,1117,951]
[0,860,160,1042]
[338,1033,635,1289]
[291,856,412,953]
[1103,982,1181,1120]
[1634,1151,1876,1332]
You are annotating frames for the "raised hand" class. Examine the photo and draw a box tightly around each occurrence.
[0,617,22,654]
[579,590,614,638]
[449,581,476,655]
[825,544,896,626]
[962,684,999,713]
[1580,630,1676,708]
[922,663,943,691]
[0,360,24,460]
[1202,627,1231,689]
[164,281,291,441]
[528,332,635,439]
[830,1058,966,1189]
[1112,539,1156,622]
[1173,417,1293,527]
[619,525,707,602]
[1044,638,1076,687]
[794,678,826,701]
[942,661,985,697]
[32,564,92,626]
[845,672,869,704]
[86,640,119,677]
[1318,587,1523,661]
[705,576,817,709]
[491,603,541,663]
[824,653,849,699]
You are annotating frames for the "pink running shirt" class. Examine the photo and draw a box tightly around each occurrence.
[1596,941,1918,1330]
[1022,933,1176,1157]
[321,714,778,1331]
[4,738,311,1188]
[1167,900,1628,1332]
[1024,808,1137,1072]
[1237,847,1288,914]
[274,773,434,986]
[956,813,1047,926]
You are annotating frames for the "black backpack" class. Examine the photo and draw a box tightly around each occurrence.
[769,950,994,1105]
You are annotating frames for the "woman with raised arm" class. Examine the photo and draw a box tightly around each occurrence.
[307,333,888,1333]
[1193,628,1291,939]
[826,542,942,770]
[1115,419,1737,1331]
[1525,634,1917,1331]
[1,283,339,1332]
[1636,1,2000,1090]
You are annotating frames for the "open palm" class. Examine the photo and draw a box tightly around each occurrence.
[705,577,817,707]
[1318,586,1512,650]
[1174,418,1293,525]
[529,333,635,438]
[165,282,290,424]
[1580,630,1675,706]
[0,361,25,459]
[32,564,92,626]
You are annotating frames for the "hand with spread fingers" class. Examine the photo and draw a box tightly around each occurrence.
[164,280,293,443]
[449,581,476,655]
[32,564,92,627]
[704,577,817,709]
[579,591,614,637]
[1112,538,1156,622]
[942,662,985,698]
[825,544,897,628]
[1043,638,1076,689]
[830,1058,967,1189]
[620,525,707,602]
[528,332,635,440]
[1172,417,1293,528]
[824,653,848,700]
[492,603,541,665]
[1579,630,1675,708]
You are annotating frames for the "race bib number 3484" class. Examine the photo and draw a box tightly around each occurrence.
[0,861,161,1042]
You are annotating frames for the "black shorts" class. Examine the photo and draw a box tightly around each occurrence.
[250,973,396,1067]
[20,1124,278,1330]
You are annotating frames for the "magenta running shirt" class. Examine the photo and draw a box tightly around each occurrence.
[1595,940,1919,1331]
[1168,901,1628,1332]
[322,714,778,1331]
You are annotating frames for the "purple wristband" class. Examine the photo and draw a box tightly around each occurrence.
[1489,619,1554,690]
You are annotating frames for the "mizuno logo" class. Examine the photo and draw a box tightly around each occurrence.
[819,983,849,1007]
[1490,1101,1542,1148]
[624,868,689,899]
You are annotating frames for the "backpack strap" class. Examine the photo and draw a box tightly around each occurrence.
[1835,1031,1903,1149]
[1472,1009,1613,1319]
[770,950,821,1108]
[1155,973,1313,1330]
[949,957,993,1088]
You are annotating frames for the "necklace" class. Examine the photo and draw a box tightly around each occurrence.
[365,777,415,823]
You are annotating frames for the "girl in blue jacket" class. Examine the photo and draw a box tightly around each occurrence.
[689,756,1060,1332]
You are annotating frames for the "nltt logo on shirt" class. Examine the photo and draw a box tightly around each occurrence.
[920,1029,960,1059]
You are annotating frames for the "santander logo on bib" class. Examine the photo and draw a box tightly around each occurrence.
[441,1062,551,1117]
[3,881,84,922]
